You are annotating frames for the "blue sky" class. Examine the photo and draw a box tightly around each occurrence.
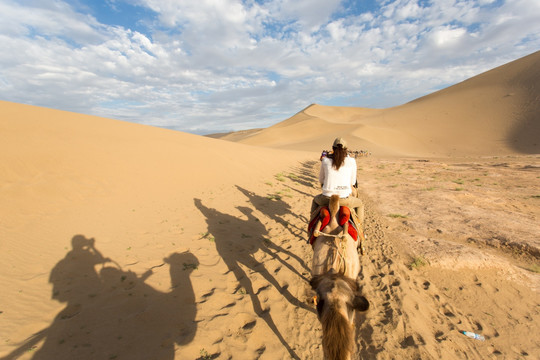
[0,0,539,134]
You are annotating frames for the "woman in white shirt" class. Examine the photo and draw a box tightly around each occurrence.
[311,137,364,220]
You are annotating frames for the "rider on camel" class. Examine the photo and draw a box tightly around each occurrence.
[311,137,363,221]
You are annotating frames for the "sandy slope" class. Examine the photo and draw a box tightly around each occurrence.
[0,101,312,359]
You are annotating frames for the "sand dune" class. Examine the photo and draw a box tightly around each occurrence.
[1,50,539,360]
[0,101,312,359]
[218,50,540,157]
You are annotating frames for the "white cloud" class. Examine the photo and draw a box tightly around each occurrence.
[269,0,342,31]
[430,26,467,47]
[0,0,105,43]
[326,19,346,41]
[0,0,539,133]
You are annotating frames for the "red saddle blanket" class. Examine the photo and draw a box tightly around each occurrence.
[307,206,359,245]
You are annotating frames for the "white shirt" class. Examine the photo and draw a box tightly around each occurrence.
[319,156,357,198]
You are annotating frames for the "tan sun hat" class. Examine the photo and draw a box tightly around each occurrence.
[332,137,347,148]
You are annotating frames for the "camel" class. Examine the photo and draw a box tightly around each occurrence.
[310,195,369,360]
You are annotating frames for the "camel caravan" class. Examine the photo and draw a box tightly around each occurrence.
[319,149,370,161]
[307,138,370,360]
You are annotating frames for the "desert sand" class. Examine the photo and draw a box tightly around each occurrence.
[1,51,539,360]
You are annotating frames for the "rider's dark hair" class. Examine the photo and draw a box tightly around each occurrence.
[332,145,347,170]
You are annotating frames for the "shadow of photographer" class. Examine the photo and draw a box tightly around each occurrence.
[2,235,198,360]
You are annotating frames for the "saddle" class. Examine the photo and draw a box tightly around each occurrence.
[307,206,360,245]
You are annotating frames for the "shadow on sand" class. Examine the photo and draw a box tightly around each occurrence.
[194,197,315,360]
[288,160,320,189]
[235,185,310,276]
[2,235,198,360]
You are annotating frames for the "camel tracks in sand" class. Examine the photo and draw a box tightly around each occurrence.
[354,187,499,359]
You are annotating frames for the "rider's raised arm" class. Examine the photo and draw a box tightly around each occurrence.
[319,159,326,186]
[349,158,357,188]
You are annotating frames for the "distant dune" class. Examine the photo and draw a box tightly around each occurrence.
[206,128,264,142]
[215,50,540,157]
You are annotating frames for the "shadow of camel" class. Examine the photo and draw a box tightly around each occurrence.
[235,185,310,279]
[194,198,315,360]
[1,235,198,360]
[235,185,310,244]
[289,160,320,188]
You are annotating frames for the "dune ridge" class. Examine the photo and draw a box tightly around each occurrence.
[217,50,540,157]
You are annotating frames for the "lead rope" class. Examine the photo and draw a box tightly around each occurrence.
[314,230,348,272]
[332,236,348,274]
[314,231,345,239]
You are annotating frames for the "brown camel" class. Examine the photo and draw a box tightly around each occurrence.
[310,195,369,360]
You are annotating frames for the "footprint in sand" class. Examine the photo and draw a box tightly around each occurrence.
[434,330,447,343]
[220,301,236,310]
[198,288,216,304]
[255,284,271,295]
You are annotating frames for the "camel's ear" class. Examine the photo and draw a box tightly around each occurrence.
[352,295,369,312]
[315,297,325,317]
[310,276,322,290]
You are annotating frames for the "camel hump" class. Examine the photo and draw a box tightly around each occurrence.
[329,195,340,217]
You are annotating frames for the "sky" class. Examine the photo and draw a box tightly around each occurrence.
[0,0,539,134]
